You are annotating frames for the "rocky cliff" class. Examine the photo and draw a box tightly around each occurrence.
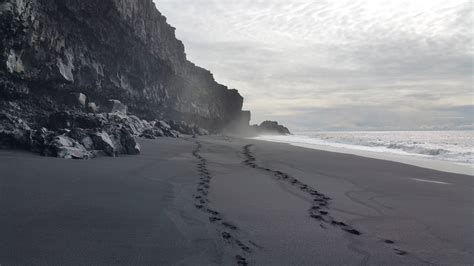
[0,0,244,131]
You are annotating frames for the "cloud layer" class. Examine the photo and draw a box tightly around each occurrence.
[155,0,473,130]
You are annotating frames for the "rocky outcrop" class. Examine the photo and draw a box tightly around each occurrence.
[0,106,209,159]
[44,135,94,159]
[253,121,291,135]
[0,113,32,149]
[0,0,244,132]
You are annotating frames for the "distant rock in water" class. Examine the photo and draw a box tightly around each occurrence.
[253,121,291,135]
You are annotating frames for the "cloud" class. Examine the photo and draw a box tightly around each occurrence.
[155,0,473,130]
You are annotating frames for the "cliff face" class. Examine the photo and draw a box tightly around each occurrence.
[0,0,244,130]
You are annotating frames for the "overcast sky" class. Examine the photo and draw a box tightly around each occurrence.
[154,0,473,131]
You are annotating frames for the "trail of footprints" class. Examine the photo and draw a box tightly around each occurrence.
[242,144,408,256]
[192,142,258,265]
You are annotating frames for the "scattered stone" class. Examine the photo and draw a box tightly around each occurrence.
[44,135,93,159]
[157,120,171,130]
[108,127,140,155]
[140,128,164,139]
[90,131,116,156]
[67,128,94,150]
[108,112,150,136]
[87,102,99,113]
[66,92,86,107]
[106,99,127,114]
[1,109,214,159]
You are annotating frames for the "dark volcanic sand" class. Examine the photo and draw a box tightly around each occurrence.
[0,136,472,265]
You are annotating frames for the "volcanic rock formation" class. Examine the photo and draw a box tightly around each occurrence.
[0,0,247,131]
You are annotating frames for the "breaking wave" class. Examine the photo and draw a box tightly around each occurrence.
[254,130,474,166]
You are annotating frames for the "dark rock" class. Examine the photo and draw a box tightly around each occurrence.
[254,121,291,135]
[1,108,150,157]
[87,102,99,113]
[139,132,156,139]
[163,129,180,138]
[152,120,179,138]
[106,126,141,155]
[140,128,164,139]
[167,120,208,136]
[30,128,52,153]
[0,80,29,99]
[169,120,195,135]
[66,128,94,150]
[48,111,105,130]
[107,112,150,136]
[106,99,127,114]
[157,120,171,130]
[66,92,86,108]
[0,113,32,149]
[90,131,116,156]
[43,135,93,159]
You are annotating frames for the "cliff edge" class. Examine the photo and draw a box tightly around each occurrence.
[0,0,245,130]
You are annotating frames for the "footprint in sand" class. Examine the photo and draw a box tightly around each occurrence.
[242,144,363,237]
[192,142,258,264]
[394,248,408,255]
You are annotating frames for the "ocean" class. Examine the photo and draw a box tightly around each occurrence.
[254,130,474,168]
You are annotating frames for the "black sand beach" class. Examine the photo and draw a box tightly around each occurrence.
[0,136,472,265]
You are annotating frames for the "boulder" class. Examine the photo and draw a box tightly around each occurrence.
[256,121,291,135]
[108,112,150,136]
[168,120,193,135]
[153,120,179,138]
[107,126,141,155]
[140,128,164,139]
[44,135,93,159]
[1,108,216,158]
[67,128,94,150]
[157,120,171,130]
[66,92,87,107]
[87,102,99,113]
[120,131,141,155]
[90,131,116,156]
[106,99,127,114]
[66,128,123,157]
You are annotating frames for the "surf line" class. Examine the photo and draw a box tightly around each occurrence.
[411,178,450,185]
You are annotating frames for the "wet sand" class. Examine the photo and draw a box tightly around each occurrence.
[0,136,472,265]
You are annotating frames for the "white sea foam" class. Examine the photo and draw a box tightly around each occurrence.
[253,131,474,168]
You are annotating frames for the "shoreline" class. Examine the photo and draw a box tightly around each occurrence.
[1,136,472,265]
[252,136,473,176]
